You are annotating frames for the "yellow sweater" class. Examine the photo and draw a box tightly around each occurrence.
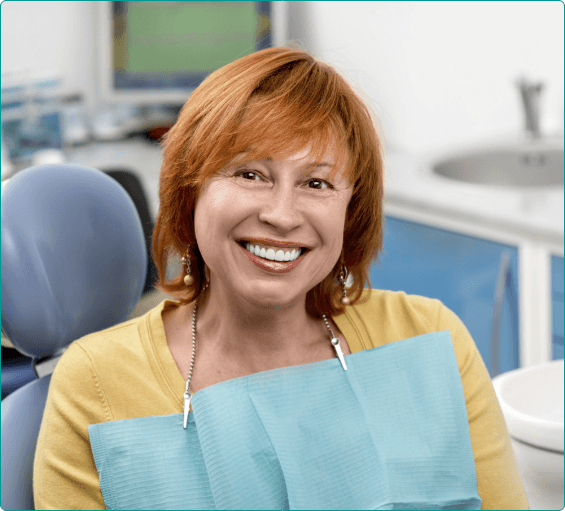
[34,290,529,509]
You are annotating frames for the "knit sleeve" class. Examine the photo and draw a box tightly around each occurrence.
[436,303,529,510]
[33,342,110,510]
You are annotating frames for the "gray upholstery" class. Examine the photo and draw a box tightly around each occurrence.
[1,164,147,509]
[1,375,52,510]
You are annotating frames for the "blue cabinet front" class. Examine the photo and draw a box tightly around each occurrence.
[369,216,520,376]
[551,255,564,360]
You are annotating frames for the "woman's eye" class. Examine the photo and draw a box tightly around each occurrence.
[307,179,332,190]
[236,170,261,181]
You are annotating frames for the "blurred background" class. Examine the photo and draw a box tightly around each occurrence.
[1,0,563,369]
[1,0,563,377]
[1,3,563,508]
[1,1,563,153]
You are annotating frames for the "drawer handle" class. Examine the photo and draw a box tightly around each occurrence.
[491,251,518,377]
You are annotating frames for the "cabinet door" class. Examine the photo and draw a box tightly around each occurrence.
[369,216,520,376]
[551,255,564,360]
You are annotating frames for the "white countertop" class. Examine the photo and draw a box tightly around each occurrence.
[383,145,564,246]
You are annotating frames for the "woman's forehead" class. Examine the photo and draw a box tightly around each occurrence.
[234,139,348,168]
[240,150,334,166]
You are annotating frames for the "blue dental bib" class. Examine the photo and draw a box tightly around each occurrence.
[88,331,482,510]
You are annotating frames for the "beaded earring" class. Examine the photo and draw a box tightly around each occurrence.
[339,266,350,306]
[181,250,194,286]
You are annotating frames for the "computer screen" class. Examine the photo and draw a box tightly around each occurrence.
[97,1,288,106]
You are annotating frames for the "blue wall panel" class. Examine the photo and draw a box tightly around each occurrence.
[369,216,520,376]
[551,255,564,361]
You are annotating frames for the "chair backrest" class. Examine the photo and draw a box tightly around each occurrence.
[1,163,147,510]
[103,169,158,295]
[1,375,52,510]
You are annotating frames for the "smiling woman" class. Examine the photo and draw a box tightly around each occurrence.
[33,47,529,510]
[154,46,383,318]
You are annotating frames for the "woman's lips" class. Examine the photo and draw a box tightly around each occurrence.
[243,237,304,249]
[240,242,306,273]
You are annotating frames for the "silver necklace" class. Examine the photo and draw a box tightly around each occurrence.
[183,302,347,429]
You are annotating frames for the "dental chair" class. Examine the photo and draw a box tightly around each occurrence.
[1,166,158,400]
[1,163,147,510]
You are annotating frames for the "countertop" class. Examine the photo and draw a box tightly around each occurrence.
[383,143,564,246]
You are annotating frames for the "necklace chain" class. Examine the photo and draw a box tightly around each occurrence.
[185,302,197,395]
[185,301,336,396]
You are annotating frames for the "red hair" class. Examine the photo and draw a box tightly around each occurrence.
[152,46,384,317]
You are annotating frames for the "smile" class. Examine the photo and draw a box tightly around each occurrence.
[244,243,302,262]
[237,240,308,274]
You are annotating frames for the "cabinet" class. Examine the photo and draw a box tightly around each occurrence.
[369,216,520,376]
[552,255,564,360]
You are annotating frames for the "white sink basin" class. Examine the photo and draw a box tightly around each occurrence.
[432,140,564,187]
[493,359,563,451]
[492,360,564,509]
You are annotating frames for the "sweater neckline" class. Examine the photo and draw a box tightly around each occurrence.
[142,298,369,412]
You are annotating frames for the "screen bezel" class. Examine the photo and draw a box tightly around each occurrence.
[96,1,288,106]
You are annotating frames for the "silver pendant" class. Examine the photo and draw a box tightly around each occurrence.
[183,391,192,429]
[331,338,347,371]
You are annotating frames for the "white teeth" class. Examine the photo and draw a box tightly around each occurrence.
[244,243,302,262]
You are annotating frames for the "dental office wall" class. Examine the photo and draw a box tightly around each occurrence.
[2,1,563,153]
[286,1,564,152]
[1,1,98,113]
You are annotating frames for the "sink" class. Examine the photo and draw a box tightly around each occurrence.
[493,359,563,451]
[432,140,564,187]
[492,360,564,509]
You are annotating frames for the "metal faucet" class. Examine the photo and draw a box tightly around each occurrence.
[517,77,544,139]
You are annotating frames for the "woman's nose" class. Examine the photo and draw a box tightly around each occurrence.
[257,185,304,232]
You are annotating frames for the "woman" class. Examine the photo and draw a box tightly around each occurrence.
[34,47,528,510]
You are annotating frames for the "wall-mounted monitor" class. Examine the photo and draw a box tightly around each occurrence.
[96,1,288,106]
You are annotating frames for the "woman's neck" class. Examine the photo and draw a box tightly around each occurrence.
[195,285,329,369]
[163,283,350,393]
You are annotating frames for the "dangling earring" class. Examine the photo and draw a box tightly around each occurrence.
[202,264,210,290]
[181,250,194,286]
[339,266,350,306]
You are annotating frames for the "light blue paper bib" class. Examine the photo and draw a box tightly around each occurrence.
[89,331,482,510]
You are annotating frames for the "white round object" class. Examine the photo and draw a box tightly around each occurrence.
[492,359,564,452]
[510,438,564,510]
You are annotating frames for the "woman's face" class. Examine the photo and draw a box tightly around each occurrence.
[194,145,353,312]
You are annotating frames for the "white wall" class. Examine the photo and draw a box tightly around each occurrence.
[2,1,563,153]
[288,1,564,152]
[1,1,98,113]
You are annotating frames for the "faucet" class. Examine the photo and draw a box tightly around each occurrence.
[517,77,544,139]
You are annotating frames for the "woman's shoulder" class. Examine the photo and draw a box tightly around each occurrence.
[343,288,472,351]
[352,288,446,330]
[62,315,144,369]
[73,312,145,354]
[54,299,171,379]
[45,299,178,422]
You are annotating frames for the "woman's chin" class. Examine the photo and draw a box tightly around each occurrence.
[234,283,307,313]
